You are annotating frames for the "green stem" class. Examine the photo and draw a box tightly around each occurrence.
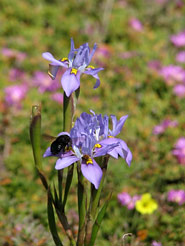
[77,165,86,246]
[58,169,63,204]
[84,156,109,246]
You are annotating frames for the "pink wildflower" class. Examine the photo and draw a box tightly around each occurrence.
[167,190,185,205]
[129,18,143,32]
[172,137,185,165]
[171,30,185,47]
[153,119,178,135]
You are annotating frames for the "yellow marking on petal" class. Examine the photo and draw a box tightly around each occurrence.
[108,136,114,138]
[65,146,73,151]
[71,68,78,75]
[86,158,93,164]
[87,65,95,69]
[60,57,68,62]
[94,143,102,148]
[83,155,93,165]
[48,71,55,79]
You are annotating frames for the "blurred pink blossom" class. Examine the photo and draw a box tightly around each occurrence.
[148,60,162,73]
[94,44,112,66]
[129,18,143,32]
[153,119,178,135]
[171,30,185,47]
[156,0,168,4]
[51,92,63,104]
[119,51,138,59]
[176,51,185,63]
[2,47,27,62]
[117,192,140,210]
[172,137,185,165]
[9,68,26,81]
[160,65,185,85]
[167,190,185,205]
[152,241,162,246]
[4,84,28,108]
[33,71,60,93]
[173,84,185,97]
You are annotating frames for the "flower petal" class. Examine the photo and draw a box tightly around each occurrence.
[84,68,104,89]
[43,147,52,157]
[119,139,132,166]
[55,155,79,170]
[110,115,128,136]
[84,67,104,76]
[81,159,102,189]
[57,131,70,137]
[42,52,68,67]
[88,43,97,63]
[98,137,132,166]
[61,69,80,97]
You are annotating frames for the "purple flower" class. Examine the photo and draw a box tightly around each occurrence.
[160,65,185,85]
[173,84,185,98]
[71,111,132,166]
[4,84,28,108]
[42,38,103,97]
[44,132,112,189]
[33,71,60,93]
[176,51,185,63]
[50,92,63,104]
[167,190,185,205]
[117,192,140,210]
[129,18,143,32]
[172,137,185,165]
[171,30,185,47]
[152,241,162,246]
[43,111,132,188]
[153,119,178,135]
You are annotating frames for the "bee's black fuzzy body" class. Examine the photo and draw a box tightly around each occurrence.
[50,135,72,155]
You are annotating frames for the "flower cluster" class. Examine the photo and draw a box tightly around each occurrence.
[42,38,104,97]
[172,137,185,165]
[170,30,185,47]
[167,190,185,205]
[44,111,132,189]
[153,119,178,135]
[117,192,140,210]
[4,84,28,108]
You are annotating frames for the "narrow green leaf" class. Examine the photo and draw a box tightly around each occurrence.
[89,193,112,246]
[62,164,74,211]
[47,188,63,246]
[37,168,48,190]
[30,105,42,170]
[53,183,59,206]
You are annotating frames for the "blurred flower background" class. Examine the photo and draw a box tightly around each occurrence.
[0,0,185,245]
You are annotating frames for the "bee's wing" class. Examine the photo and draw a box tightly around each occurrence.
[42,134,56,142]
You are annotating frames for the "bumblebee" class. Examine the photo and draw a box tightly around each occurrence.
[44,134,72,155]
